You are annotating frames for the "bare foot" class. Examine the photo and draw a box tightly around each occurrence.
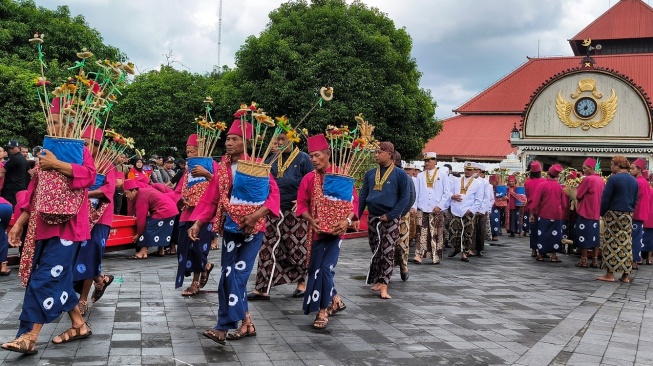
[620,275,631,283]
[596,274,616,282]
[378,284,391,299]
[295,283,306,292]
[370,283,381,291]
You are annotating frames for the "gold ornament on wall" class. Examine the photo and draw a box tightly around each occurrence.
[555,78,618,131]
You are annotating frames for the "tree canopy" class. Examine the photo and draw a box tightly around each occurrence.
[234,0,439,159]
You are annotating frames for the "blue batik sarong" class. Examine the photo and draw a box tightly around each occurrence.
[575,215,600,249]
[73,224,110,282]
[632,220,644,262]
[490,208,502,237]
[530,216,539,250]
[213,231,263,331]
[18,237,80,337]
[0,202,12,262]
[138,216,176,248]
[175,221,213,288]
[643,228,653,252]
[303,235,341,315]
[536,218,563,254]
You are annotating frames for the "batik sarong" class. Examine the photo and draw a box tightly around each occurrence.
[416,210,444,261]
[366,216,399,285]
[473,213,487,253]
[303,235,341,315]
[254,210,309,293]
[450,212,474,251]
[395,213,410,271]
[73,224,110,282]
[490,207,502,237]
[575,215,600,249]
[213,231,263,331]
[408,211,417,240]
[485,212,492,241]
[175,221,213,288]
[509,208,521,234]
[529,215,539,250]
[0,203,12,263]
[602,210,632,274]
[443,209,452,244]
[535,218,563,253]
[632,220,644,263]
[523,211,530,234]
[138,216,176,248]
[18,237,81,337]
[643,228,653,252]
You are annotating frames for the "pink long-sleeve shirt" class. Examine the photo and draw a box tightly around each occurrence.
[175,160,220,223]
[524,177,545,212]
[576,174,604,220]
[296,166,359,241]
[529,178,566,220]
[94,167,117,227]
[21,147,96,241]
[644,187,653,228]
[633,175,650,221]
[128,187,179,236]
[189,156,280,233]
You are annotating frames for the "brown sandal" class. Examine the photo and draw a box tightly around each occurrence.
[326,296,346,316]
[202,329,226,345]
[78,300,89,316]
[313,310,329,330]
[226,316,256,340]
[199,263,214,289]
[52,322,92,344]
[182,281,200,296]
[91,275,114,303]
[1,333,37,355]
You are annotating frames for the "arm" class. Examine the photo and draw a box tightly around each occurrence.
[576,178,589,201]
[600,177,614,217]
[135,194,147,235]
[412,174,420,210]
[188,171,221,225]
[358,170,371,219]
[262,173,281,218]
[385,171,410,220]
[90,168,116,202]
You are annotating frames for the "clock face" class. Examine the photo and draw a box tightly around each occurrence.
[574,97,598,119]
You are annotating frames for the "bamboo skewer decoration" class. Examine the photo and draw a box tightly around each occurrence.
[29,33,134,140]
[195,96,227,157]
[94,130,135,175]
[324,114,378,177]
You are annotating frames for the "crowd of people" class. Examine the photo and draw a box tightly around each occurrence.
[0,103,648,353]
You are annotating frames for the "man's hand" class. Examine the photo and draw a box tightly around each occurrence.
[379,214,388,222]
[330,219,349,236]
[188,221,202,241]
[529,215,535,223]
[432,206,441,213]
[239,214,259,235]
[8,225,23,247]
[38,149,60,171]
[190,165,211,180]
[410,208,416,214]
[132,234,140,243]
[451,194,463,202]
[308,217,321,232]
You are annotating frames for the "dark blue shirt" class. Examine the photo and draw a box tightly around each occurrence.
[269,150,313,210]
[358,165,412,220]
[600,172,638,216]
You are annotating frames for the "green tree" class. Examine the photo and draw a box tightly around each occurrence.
[0,0,124,147]
[234,0,438,159]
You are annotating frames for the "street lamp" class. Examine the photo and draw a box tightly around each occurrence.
[510,123,520,140]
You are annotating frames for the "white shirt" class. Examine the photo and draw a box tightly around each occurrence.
[482,179,494,214]
[412,168,451,212]
[450,175,484,217]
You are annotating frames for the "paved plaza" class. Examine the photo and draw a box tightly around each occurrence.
[0,235,651,366]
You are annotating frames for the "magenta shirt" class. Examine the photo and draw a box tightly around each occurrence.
[524,177,545,212]
[128,187,179,235]
[644,187,653,228]
[576,174,604,220]
[95,167,117,227]
[530,178,566,220]
[633,175,650,221]
[21,147,96,241]
[176,160,220,223]
[190,157,281,233]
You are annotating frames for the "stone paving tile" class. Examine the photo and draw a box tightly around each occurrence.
[0,236,650,365]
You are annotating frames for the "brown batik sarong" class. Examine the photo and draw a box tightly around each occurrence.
[443,208,453,245]
[395,213,410,271]
[254,209,309,293]
[367,216,399,285]
[602,210,633,275]
[416,210,445,262]
[409,211,417,239]
[450,211,475,252]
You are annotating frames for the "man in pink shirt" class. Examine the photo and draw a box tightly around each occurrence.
[630,158,650,269]
[524,161,545,257]
[574,158,604,268]
[187,120,280,345]
[2,107,96,354]
[530,164,566,262]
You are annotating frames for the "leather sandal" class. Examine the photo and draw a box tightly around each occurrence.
[313,309,329,330]
[202,329,226,345]
[78,300,89,316]
[52,322,92,344]
[199,263,214,289]
[226,316,256,340]
[181,281,200,296]
[91,275,114,303]
[1,332,37,355]
[326,296,346,316]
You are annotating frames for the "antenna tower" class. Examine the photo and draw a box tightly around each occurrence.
[217,0,223,73]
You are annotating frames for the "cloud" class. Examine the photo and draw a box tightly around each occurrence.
[33,0,618,118]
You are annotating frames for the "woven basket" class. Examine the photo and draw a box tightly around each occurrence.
[237,160,270,177]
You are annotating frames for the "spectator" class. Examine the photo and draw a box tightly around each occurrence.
[162,157,176,187]
[20,146,30,159]
[1,140,28,206]
[0,147,7,161]
[147,158,163,183]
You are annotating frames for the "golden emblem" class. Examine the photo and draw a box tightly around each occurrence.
[555,78,617,131]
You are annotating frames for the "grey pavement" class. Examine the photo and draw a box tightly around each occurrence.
[0,235,648,366]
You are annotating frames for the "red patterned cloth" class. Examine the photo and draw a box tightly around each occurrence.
[18,209,38,287]
[180,172,209,209]
[34,168,85,224]
[89,200,109,228]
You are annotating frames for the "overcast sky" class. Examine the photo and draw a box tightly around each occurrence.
[34,0,626,119]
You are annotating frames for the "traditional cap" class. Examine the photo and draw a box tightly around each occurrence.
[307,134,329,153]
[508,175,516,181]
[529,161,542,173]
[548,164,563,177]
[488,175,498,184]
[566,171,578,180]
[6,140,20,148]
[583,157,597,169]
[82,126,103,143]
[475,163,485,171]
[116,172,125,180]
[123,179,139,190]
[423,152,437,160]
[404,164,414,170]
[227,120,253,139]
[378,141,394,154]
[186,134,198,147]
[634,158,647,171]
[463,161,475,170]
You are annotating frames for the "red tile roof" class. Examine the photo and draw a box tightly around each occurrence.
[454,53,653,114]
[422,115,518,160]
[570,0,653,41]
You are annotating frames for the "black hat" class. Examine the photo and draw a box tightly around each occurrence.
[6,140,20,148]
